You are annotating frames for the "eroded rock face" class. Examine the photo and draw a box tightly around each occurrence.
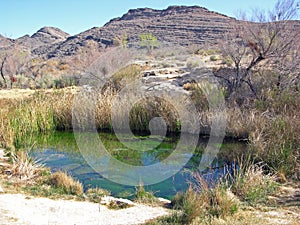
[47,6,236,57]
[32,27,69,43]
[25,27,70,54]
[106,5,235,46]
[0,35,13,49]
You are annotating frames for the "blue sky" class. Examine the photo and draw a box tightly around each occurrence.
[0,0,278,39]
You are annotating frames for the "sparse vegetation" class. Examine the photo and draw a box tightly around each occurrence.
[85,187,111,203]
[48,171,83,195]
[134,183,159,205]
[148,173,239,225]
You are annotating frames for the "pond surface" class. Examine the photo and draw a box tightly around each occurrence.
[31,132,246,200]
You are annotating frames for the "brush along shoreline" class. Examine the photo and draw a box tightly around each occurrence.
[0,149,171,225]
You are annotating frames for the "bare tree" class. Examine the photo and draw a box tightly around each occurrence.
[216,0,300,98]
[0,54,7,87]
[0,46,30,88]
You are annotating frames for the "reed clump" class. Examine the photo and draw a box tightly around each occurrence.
[0,90,74,148]
[171,173,239,224]
[226,157,278,206]
[48,171,83,195]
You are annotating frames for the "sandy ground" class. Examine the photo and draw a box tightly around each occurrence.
[0,193,169,225]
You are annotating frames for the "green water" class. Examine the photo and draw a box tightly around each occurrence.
[31,131,246,199]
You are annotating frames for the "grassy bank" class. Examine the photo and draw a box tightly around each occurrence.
[0,81,299,179]
[146,164,280,225]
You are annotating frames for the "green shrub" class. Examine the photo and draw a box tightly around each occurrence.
[210,55,218,61]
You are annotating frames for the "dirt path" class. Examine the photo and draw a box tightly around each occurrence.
[0,193,169,225]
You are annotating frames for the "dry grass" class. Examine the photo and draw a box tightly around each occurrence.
[249,115,300,179]
[190,208,300,225]
[227,158,278,206]
[8,151,45,183]
[134,183,160,205]
[48,171,83,195]
[171,173,239,224]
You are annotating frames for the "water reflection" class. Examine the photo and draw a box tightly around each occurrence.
[31,132,246,199]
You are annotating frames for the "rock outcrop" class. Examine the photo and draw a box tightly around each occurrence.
[1,27,69,55]
[0,35,13,49]
[46,6,236,57]
[16,27,69,52]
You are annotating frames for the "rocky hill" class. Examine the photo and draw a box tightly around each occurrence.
[16,27,69,49]
[44,6,236,57]
[1,6,299,59]
[0,27,69,55]
[0,35,13,49]
[1,6,238,58]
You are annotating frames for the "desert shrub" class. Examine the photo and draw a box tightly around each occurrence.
[48,171,83,195]
[210,55,218,61]
[107,64,142,91]
[54,74,80,88]
[196,49,219,56]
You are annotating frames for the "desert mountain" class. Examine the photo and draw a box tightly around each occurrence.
[1,6,299,60]
[44,6,236,57]
[14,27,69,51]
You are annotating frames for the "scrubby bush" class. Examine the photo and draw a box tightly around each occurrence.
[48,171,83,195]
[210,55,218,61]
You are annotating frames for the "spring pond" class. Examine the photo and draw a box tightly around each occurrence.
[31,131,246,200]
